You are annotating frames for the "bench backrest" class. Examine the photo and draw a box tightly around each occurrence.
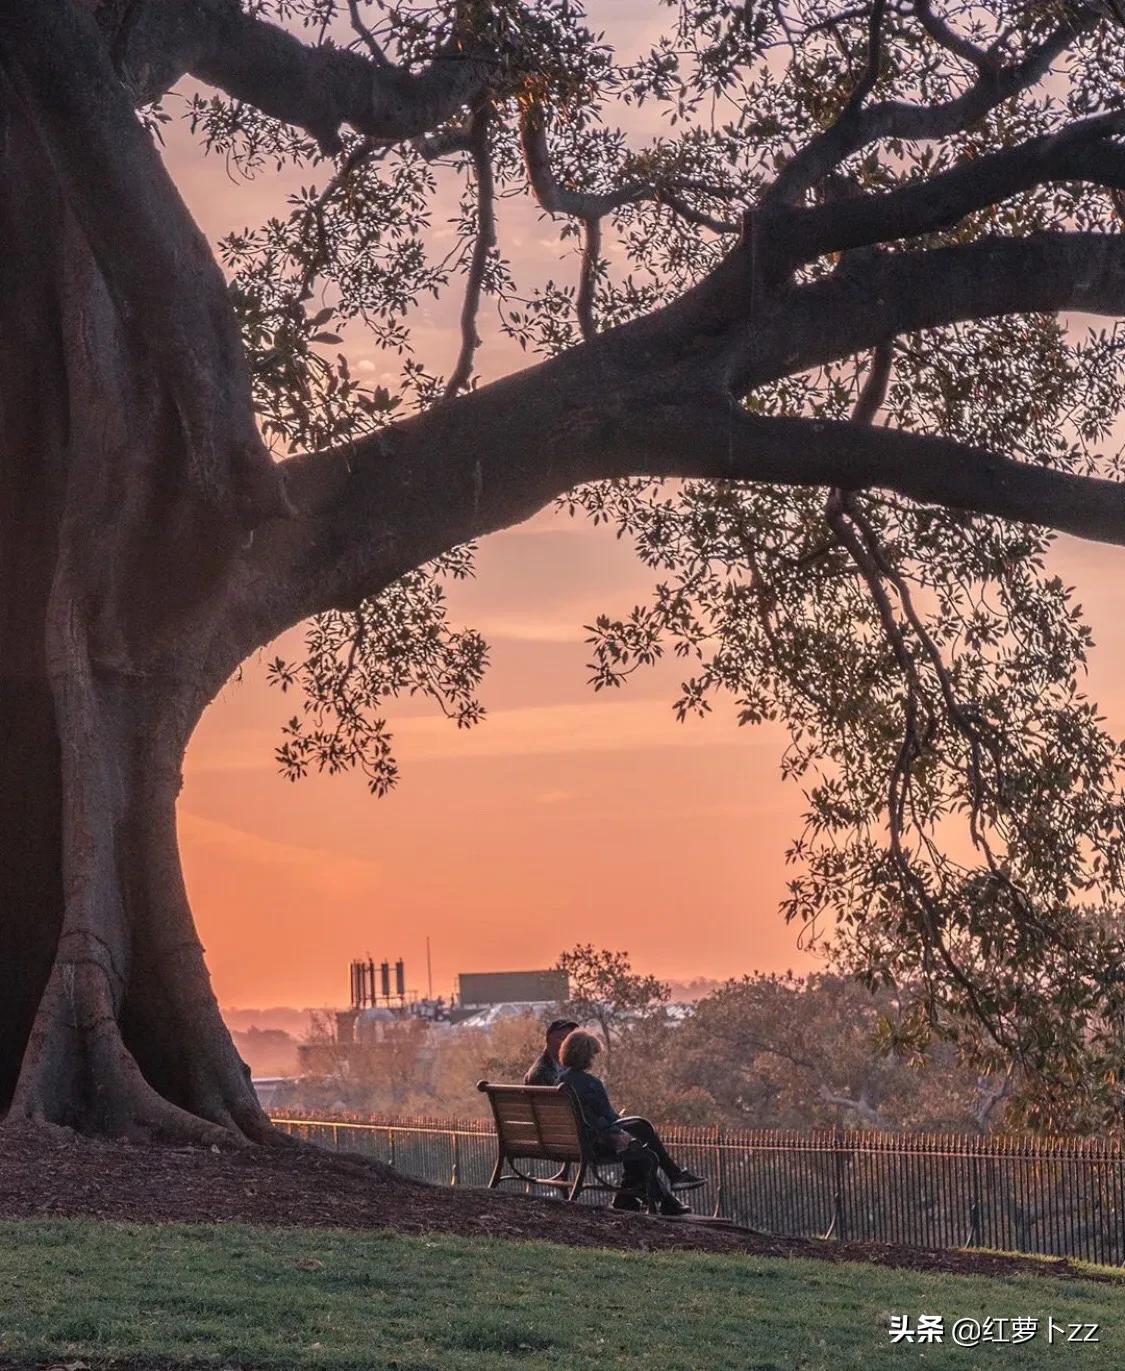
[476,1080,586,1162]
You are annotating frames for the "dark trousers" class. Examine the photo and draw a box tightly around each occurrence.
[614,1141,659,1199]
[617,1117,682,1181]
[606,1117,682,1204]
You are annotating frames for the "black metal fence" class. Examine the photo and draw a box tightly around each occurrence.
[270,1112,1125,1265]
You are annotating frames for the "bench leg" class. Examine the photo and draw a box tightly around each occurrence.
[567,1162,587,1202]
[488,1153,506,1189]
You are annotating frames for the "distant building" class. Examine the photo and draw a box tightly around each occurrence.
[452,970,568,1023]
[293,962,570,1074]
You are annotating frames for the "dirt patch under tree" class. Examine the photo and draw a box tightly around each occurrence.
[0,1122,1118,1285]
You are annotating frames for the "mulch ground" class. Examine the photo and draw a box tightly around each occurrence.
[0,1121,1119,1285]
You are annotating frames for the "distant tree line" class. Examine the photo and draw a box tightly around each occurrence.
[279,944,1083,1135]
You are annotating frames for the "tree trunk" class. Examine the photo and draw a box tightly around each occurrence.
[0,60,271,1142]
[8,676,270,1143]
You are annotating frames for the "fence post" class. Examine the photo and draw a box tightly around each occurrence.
[450,1133,461,1187]
[965,1146,982,1249]
[713,1140,725,1220]
[389,1129,397,1170]
[824,1125,849,1242]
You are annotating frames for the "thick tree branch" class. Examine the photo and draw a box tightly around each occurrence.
[593,404,1125,548]
[413,122,475,161]
[224,360,1125,682]
[766,16,1091,206]
[779,114,1125,268]
[588,227,1125,400]
[116,0,493,153]
[219,222,1125,662]
[0,0,285,524]
[725,232,1125,391]
[817,1086,890,1128]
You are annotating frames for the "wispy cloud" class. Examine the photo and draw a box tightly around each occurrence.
[463,609,590,643]
[179,811,383,900]
[186,698,770,776]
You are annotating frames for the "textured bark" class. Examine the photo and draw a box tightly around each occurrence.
[103,0,493,150]
[0,114,65,1105]
[0,52,269,1141]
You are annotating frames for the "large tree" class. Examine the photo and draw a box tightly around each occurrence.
[6,0,1125,1141]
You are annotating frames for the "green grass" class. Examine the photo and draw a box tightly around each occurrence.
[0,1220,1121,1370]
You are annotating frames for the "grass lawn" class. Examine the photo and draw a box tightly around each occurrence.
[0,1219,1121,1370]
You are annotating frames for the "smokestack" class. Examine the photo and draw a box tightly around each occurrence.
[395,958,405,998]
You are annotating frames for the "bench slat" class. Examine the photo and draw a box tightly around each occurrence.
[494,1100,538,1117]
[478,1079,621,1200]
[531,1103,574,1123]
[532,1126,584,1145]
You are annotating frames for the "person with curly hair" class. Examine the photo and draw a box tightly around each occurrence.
[557,1029,705,1215]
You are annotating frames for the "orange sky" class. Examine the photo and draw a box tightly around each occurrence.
[165,10,1125,1012]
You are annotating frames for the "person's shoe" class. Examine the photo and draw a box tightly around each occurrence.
[611,1193,644,1212]
[671,1169,706,1192]
[658,1196,692,1217]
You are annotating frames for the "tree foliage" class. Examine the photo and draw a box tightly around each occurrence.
[633,972,1015,1133]
[556,944,670,1058]
[80,0,1125,1128]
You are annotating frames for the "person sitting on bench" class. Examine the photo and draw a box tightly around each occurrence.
[556,1028,705,1214]
[524,1018,579,1086]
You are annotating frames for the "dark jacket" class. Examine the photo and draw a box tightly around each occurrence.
[524,1049,562,1086]
[558,1066,621,1139]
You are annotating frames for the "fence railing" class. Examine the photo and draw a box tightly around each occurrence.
[269,1111,1125,1265]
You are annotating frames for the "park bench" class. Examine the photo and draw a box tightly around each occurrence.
[476,1079,625,1203]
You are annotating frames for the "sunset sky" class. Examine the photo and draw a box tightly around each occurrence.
[164,6,1125,1012]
